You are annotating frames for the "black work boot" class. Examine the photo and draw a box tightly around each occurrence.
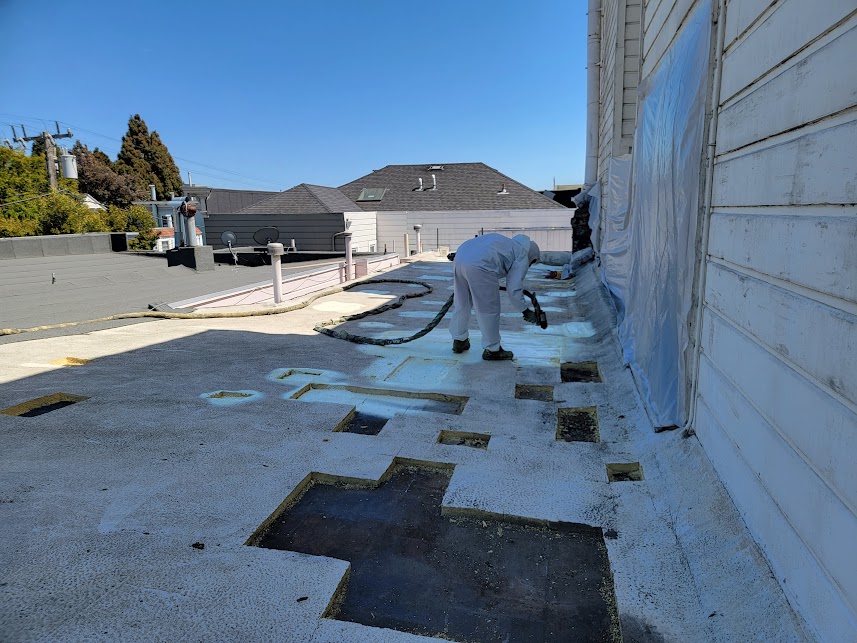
[482,346,514,361]
[452,339,470,354]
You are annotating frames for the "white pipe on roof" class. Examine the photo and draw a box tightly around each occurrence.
[584,0,601,186]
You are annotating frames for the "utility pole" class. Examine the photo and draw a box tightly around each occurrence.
[12,122,73,190]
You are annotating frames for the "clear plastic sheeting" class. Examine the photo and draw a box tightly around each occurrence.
[607,0,711,427]
[598,155,632,318]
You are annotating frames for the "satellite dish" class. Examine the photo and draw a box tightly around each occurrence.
[221,230,237,247]
[253,227,279,245]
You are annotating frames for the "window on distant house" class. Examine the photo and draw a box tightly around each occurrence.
[357,188,386,201]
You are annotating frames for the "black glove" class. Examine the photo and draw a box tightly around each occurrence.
[523,309,537,324]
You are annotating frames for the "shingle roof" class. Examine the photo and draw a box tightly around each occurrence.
[338,162,565,211]
[235,183,360,215]
[205,189,278,214]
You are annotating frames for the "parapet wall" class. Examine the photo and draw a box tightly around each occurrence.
[0,233,126,260]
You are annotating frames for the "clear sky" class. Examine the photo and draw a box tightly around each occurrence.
[0,1,587,192]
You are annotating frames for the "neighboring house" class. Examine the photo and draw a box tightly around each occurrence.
[81,194,106,210]
[152,227,202,252]
[186,187,280,215]
[585,0,857,639]
[206,163,572,253]
[210,183,370,252]
[181,185,279,248]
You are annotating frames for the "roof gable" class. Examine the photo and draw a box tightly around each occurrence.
[337,162,564,212]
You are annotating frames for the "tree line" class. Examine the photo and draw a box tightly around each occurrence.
[0,114,184,249]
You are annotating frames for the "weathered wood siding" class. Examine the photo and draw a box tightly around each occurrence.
[599,0,642,186]
[621,0,642,144]
[598,0,857,636]
[598,0,619,184]
[694,2,857,639]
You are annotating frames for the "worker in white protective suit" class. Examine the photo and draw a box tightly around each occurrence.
[448,233,541,360]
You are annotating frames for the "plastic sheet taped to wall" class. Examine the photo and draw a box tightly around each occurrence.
[599,155,632,318]
[606,0,711,428]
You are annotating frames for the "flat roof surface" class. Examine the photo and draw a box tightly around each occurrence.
[0,253,345,344]
[0,258,809,642]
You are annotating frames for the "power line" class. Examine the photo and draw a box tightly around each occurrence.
[63,121,288,189]
[0,192,53,208]
[1,113,288,190]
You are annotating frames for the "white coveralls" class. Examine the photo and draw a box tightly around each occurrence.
[448,234,539,351]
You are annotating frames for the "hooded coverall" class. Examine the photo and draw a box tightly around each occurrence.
[448,234,539,351]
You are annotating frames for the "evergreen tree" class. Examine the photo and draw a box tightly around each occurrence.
[115,114,153,195]
[30,137,46,157]
[147,131,183,198]
[92,147,112,168]
[114,114,182,200]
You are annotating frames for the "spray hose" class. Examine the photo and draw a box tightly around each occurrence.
[0,278,547,345]
[0,279,452,344]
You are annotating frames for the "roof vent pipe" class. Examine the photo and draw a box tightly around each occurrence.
[150,185,157,200]
[417,177,423,191]
[432,174,437,190]
[584,0,601,186]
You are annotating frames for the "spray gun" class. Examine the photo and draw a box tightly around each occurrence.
[523,289,548,329]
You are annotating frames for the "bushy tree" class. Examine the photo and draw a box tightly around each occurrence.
[0,146,49,201]
[115,114,182,200]
[73,142,142,207]
[100,204,156,233]
[36,193,108,235]
[0,140,164,241]
[129,227,159,250]
[126,204,156,232]
[0,146,51,232]
[0,214,39,238]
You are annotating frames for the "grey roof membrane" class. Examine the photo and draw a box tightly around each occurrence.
[235,184,360,215]
[0,253,342,344]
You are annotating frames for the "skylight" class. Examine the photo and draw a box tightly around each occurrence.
[427,165,444,171]
[357,188,386,201]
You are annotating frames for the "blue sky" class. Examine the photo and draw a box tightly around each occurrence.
[0,1,586,192]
